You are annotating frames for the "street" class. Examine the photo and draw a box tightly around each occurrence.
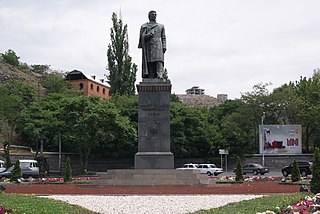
[218,169,283,177]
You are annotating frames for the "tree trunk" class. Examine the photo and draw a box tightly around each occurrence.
[305,126,310,153]
[83,147,91,174]
[78,148,84,174]
[34,138,39,159]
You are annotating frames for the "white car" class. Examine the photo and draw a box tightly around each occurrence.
[176,163,200,171]
[19,159,39,178]
[0,160,5,172]
[198,163,223,176]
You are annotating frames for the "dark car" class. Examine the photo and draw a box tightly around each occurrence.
[281,161,313,177]
[233,163,269,175]
[0,167,13,179]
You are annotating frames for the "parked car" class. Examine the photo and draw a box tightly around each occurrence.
[198,163,223,176]
[0,160,39,179]
[176,163,199,171]
[281,161,313,177]
[19,159,39,178]
[233,163,269,175]
[0,166,13,179]
[0,160,5,172]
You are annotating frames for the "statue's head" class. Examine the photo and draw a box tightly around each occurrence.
[148,10,157,21]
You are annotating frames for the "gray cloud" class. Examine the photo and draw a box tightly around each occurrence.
[0,0,319,98]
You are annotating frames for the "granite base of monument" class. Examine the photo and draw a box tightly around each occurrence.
[135,152,174,169]
[90,169,215,186]
[134,80,174,169]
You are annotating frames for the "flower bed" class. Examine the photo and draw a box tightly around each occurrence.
[0,176,99,184]
[211,175,313,185]
[211,175,283,183]
[0,206,14,214]
[257,193,320,214]
[278,175,312,185]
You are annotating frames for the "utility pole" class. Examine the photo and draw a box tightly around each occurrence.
[261,112,266,166]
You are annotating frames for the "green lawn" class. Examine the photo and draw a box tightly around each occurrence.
[0,193,98,214]
[192,192,310,214]
[0,191,311,214]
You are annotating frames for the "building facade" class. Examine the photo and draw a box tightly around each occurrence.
[66,70,111,99]
[185,86,205,95]
[217,94,228,102]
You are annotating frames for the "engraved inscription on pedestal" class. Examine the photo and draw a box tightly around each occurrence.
[135,81,174,169]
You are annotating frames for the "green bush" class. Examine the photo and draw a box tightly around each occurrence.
[10,160,22,182]
[1,49,20,67]
[18,62,30,71]
[291,159,301,182]
[31,64,50,73]
[64,157,72,182]
[311,147,320,194]
[235,156,243,182]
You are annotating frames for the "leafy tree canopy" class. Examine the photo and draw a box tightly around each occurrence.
[40,72,72,95]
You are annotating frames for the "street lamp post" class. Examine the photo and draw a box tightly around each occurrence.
[58,134,62,173]
[261,112,266,166]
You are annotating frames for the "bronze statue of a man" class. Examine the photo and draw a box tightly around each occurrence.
[138,10,166,79]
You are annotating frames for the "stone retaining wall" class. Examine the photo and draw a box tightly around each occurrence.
[2,153,313,174]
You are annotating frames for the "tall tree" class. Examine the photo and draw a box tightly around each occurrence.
[235,156,244,182]
[208,99,257,158]
[0,80,36,166]
[170,103,214,159]
[267,83,301,125]
[241,82,271,145]
[0,80,36,143]
[60,96,136,173]
[311,147,320,193]
[292,72,320,152]
[106,12,137,96]
[18,93,67,153]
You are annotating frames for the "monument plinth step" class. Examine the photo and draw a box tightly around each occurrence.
[91,169,215,186]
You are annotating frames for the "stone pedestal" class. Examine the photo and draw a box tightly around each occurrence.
[135,79,174,169]
[91,169,213,186]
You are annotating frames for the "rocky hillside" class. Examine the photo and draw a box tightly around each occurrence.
[176,94,222,108]
[0,59,42,88]
[0,59,44,145]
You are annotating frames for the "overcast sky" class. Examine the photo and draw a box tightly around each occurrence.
[1,0,320,99]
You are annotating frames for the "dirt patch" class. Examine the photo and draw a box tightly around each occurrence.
[3,182,301,195]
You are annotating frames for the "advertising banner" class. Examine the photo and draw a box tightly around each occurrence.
[259,125,302,154]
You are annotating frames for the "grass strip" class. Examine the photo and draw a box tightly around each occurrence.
[192,192,310,214]
[0,193,98,214]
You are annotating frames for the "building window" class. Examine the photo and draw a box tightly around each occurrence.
[90,84,93,90]
[102,88,106,94]
[97,86,100,92]
[79,83,84,90]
